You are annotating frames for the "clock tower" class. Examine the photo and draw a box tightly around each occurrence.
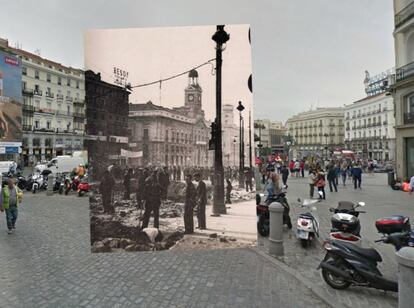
[184,69,202,114]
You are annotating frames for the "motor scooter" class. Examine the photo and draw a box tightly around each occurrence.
[77,176,90,197]
[296,197,321,247]
[32,172,47,193]
[328,201,366,246]
[256,186,292,237]
[318,215,411,292]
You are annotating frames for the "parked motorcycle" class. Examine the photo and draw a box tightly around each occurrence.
[32,169,51,193]
[296,198,320,247]
[63,175,72,195]
[77,177,90,197]
[53,174,64,192]
[328,201,366,245]
[318,215,411,292]
[256,187,292,237]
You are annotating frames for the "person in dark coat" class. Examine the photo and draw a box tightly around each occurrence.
[100,170,115,214]
[327,165,338,192]
[141,172,162,229]
[184,175,197,234]
[194,173,207,230]
[123,168,133,199]
[245,168,253,192]
[135,169,145,209]
[281,164,289,187]
[226,178,232,204]
[158,167,170,201]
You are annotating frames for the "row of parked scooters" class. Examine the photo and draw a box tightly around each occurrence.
[256,189,414,293]
[2,170,90,196]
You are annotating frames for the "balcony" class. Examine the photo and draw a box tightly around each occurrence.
[34,107,55,114]
[34,89,43,96]
[396,61,414,82]
[45,92,54,99]
[74,98,85,105]
[22,104,34,112]
[66,96,73,102]
[383,121,388,125]
[56,93,64,100]
[404,112,414,124]
[395,1,414,28]
[346,127,350,131]
[22,125,33,131]
[345,116,350,120]
[55,110,72,117]
[73,112,85,118]
[22,88,34,96]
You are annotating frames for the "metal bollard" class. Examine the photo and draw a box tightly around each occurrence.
[396,247,414,308]
[268,202,284,256]
[47,174,54,196]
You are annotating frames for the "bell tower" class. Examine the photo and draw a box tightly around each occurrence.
[184,69,202,112]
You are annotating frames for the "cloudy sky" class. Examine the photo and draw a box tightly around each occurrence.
[0,0,394,123]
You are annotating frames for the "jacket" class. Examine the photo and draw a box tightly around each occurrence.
[1,185,23,210]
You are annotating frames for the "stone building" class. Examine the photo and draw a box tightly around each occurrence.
[392,0,414,178]
[254,119,286,155]
[344,73,396,161]
[85,70,130,178]
[128,70,211,167]
[0,38,85,166]
[286,107,345,159]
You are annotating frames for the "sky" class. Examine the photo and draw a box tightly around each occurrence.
[84,25,252,122]
[0,0,395,123]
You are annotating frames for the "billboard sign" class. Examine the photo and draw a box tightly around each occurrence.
[0,50,22,145]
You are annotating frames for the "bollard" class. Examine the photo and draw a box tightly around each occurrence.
[268,202,284,256]
[396,247,414,308]
[47,174,54,196]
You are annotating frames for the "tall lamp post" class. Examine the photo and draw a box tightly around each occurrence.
[237,101,245,188]
[249,110,252,170]
[211,25,230,215]
[233,137,237,167]
[254,122,266,157]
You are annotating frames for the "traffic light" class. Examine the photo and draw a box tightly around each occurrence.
[209,120,218,150]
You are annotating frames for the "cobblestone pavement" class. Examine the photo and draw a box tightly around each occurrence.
[258,172,414,308]
[0,192,328,307]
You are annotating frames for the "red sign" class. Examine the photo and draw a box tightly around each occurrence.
[4,56,19,66]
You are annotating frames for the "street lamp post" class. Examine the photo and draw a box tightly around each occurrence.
[211,25,230,215]
[249,110,252,170]
[237,101,245,188]
[233,137,237,167]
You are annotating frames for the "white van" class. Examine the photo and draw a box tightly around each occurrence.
[35,156,85,174]
[0,161,15,174]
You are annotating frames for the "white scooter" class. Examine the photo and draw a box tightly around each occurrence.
[296,194,321,248]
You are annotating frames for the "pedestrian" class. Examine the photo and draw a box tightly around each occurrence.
[281,164,289,187]
[245,168,253,192]
[315,170,326,200]
[289,160,295,177]
[294,160,300,177]
[335,163,341,186]
[308,169,316,198]
[184,175,196,234]
[300,160,305,178]
[340,163,347,186]
[123,168,133,199]
[0,178,23,234]
[327,165,338,192]
[226,178,232,204]
[158,167,170,202]
[194,173,207,230]
[141,172,162,229]
[351,164,363,189]
[100,170,115,214]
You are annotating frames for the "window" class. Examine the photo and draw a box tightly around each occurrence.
[76,80,80,89]
[46,122,51,129]
[22,81,26,90]
[67,78,71,86]
[47,73,51,82]
[58,76,62,85]
[22,67,27,76]
[35,70,39,79]
[35,120,40,128]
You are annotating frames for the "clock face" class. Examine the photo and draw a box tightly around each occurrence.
[188,94,194,101]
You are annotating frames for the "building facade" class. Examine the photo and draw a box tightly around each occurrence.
[0,38,85,166]
[286,108,345,159]
[344,91,396,161]
[129,70,211,168]
[392,0,414,178]
[254,119,286,155]
[85,70,130,178]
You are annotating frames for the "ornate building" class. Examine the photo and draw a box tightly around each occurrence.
[128,70,211,167]
[286,108,345,159]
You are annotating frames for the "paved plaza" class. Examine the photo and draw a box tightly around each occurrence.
[0,191,327,308]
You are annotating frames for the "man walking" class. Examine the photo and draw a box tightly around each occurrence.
[226,178,232,204]
[245,168,253,192]
[281,164,289,187]
[123,168,133,200]
[184,175,197,234]
[141,172,162,229]
[351,164,363,189]
[158,167,170,202]
[0,178,23,234]
[327,165,338,192]
[100,170,115,214]
[195,173,207,230]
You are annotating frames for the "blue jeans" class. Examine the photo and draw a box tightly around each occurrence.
[5,205,18,230]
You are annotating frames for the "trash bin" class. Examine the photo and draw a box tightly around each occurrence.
[388,171,394,186]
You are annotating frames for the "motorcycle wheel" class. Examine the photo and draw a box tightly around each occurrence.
[65,189,69,195]
[257,215,269,237]
[300,239,308,248]
[59,187,63,194]
[321,260,351,290]
[32,188,36,194]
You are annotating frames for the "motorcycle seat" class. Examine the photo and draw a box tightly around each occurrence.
[340,242,382,262]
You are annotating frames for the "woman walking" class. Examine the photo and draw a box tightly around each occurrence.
[308,169,316,198]
[315,169,326,200]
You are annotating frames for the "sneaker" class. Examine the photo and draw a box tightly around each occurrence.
[7,229,13,234]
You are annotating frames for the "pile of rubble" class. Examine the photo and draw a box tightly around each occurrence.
[170,233,256,251]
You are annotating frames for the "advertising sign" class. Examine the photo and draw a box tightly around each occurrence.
[0,50,22,145]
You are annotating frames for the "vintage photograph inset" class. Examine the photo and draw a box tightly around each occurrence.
[85,25,255,253]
